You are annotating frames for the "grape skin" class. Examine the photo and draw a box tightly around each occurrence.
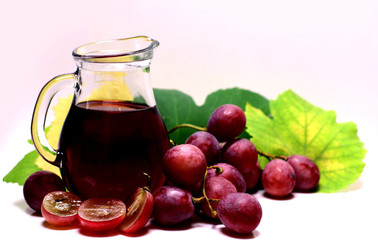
[206,163,246,192]
[153,186,195,225]
[242,161,262,190]
[222,138,258,175]
[288,155,320,191]
[118,187,154,233]
[261,159,296,197]
[217,192,262,234]
[207,104,246,142]
[23,171,66,212]
[163,144,207,188]
[185,131,221,165]
[200,176,237,218]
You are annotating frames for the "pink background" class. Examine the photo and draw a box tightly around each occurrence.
[1,1,377,239]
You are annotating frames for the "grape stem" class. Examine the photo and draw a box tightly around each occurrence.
[257,149,288,161]
[168,124,207,134]
[201,167,220,218]
[142,173,152,192]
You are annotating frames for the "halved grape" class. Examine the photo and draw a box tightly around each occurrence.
[163,144,207,188]
[118,187,154,233]
[23,171,66,212]
[207,163,246,192]
[78,198,126,232]
[185,131,221,165]
[207,104,246,142]
[200,176,237,218]
[288,155,320,191]
[261,159,296,197]
[41,191,82,226]
[153,186,195,225]
[218,192,262,234]
[222,138,258,174]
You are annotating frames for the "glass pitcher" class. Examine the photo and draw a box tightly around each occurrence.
[31,36,170,201]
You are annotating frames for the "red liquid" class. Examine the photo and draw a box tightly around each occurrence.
[58,101,170,201]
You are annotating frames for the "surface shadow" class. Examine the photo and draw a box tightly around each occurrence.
[13,199,42,217]
[41,219,80,231]
[78,227,120,238]
[220,227,260,239]
[263,192,295,200]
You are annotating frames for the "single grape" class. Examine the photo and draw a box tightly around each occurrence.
[243,161,262,190]
[163,144,207,188]
[185,131,221,165]
[217,192,262,234]
[23,171,66,212]
[41,191,82,226]
[261,159,296,197]
[153,186,195,225]
[200,176,237,218]
[288,155,320,191]
[118,187,154,233]
[207,104,246,142]
[78,198,126,232]
[207,163,246,192]
[222,138,258,174]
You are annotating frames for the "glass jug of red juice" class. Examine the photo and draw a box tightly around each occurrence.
[31,36,170,201]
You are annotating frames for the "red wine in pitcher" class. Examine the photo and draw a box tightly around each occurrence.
[58,100,170,201]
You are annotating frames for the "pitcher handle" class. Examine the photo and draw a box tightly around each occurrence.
[31,73,76,166]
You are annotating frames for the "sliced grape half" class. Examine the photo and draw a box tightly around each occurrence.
[41,191,82,226]
[118,187,154,233]
[78,198,126,232]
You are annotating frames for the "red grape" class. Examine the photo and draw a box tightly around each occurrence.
[153,186,195,225]
[207,104,246,142]
[200,176,237,218]
[288,155,320,191]
[118,187,154,233]
[78,198,126,232]
[163,144,207,188]
[261,159,296,197]
[243,161,262,190]
[41,191,82,226]
[217,192,262,234]
[207,163,246,192]
[222,138,258,174]
[23,171,66,212]
[185,131,221,165]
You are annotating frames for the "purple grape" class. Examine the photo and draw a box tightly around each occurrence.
[207,163,246,192]
[217,192,262,234]
[153,186,195,225]
[185,131,221,165]
[222,138,258,175]
[200,176,237,218]
[261,159,296,197]
[243,161,262,190]
[207,104,246,142]
[23,171,66,212]
[288,155,320,191]
[163,144,207,188]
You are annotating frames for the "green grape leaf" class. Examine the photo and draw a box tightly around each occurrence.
[154,87,270,145]
[3,150,42,185]
[245,89,366,193]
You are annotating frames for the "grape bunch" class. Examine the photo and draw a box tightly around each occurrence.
[158,104,263,234]
[22,103,321,236]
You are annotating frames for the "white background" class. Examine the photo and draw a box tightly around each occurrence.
[1,0,378,239]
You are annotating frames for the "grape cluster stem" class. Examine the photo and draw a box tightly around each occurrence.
[167,124,207,134]
[257,149,288,161]
[191,166,223,218]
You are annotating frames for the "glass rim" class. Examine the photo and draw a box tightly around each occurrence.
[72,36,159,63]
